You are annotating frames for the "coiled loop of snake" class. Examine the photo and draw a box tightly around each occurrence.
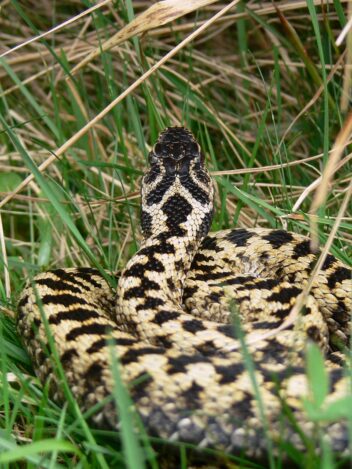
[18,127,351,457]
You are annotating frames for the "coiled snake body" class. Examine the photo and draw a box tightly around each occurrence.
[18,128,351,457]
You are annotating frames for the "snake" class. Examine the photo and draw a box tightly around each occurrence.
[17,127,351,459]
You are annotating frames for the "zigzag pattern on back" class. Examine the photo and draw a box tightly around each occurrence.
[17,127,351,457]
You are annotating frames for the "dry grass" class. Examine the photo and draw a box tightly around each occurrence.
[0,1,351,467]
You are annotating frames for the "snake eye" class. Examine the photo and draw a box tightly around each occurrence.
[153,143,162,155]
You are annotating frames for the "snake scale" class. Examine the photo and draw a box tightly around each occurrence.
[18,127,351,458]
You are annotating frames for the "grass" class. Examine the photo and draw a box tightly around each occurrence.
[0,0,351,467]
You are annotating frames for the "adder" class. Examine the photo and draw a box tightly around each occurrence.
[18,127,351,457]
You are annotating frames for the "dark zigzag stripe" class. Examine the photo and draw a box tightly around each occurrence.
[226,228,254,247]
[87,336,137,354]
[42,293,87,306]
[263,230,294,249]
[327,266,351,289]
[120,346,164,365]
[153,310,180,325]
[49,308,101,325]
[73,271,102,289]
[61,348,79,366]
[66,323,112,341]
[35,277,82,294]
[267,286,301,303]
[146,173,176,206]
[124,257,165,277]
[123,278,160,300]
[18,294,29,310]
[48,268,102,290]
[136,297,165,310]
[181,178,209,205]
[192,271,233,282]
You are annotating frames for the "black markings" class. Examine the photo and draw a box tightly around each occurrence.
[66,323,111,341]
[306,325,322,342]
[131,372,153,400]
[146,173,176,206]
[141,210,153,238]
[183,286,198,299]
[217,324,236,338]
[273,307,291,319]
[229,392,254,421]
[187,261,216,275]
[85,362,104,387]
[193,271,233,282]
[115,337,138,346]
[198,212,212,238]
[322,254,336,270]
[86,335,137,354]
[174,259,184,271]
[199,236,222,253]
[263,230,294,249]
[251,279,279,290]
[192,253,214,264]
[327,267,351,289]
[183,178,209,206]
[260,339,287,363]
[35,277,82,294]
[167,354,209,374]
[18,294,29,309]
[139,241,175,256]
[195,340,226,357]
[207,293,221,303]
[123,279,160,299]
[252,320,282,329]
[180,381,203,409]
[49,308,100,325]
[50,268,102,289]
[328,353,344,366]
[144,163,161,184]
[258,364,296,383]
[182,319,206,333]
[226,229,254,247]
[42,293,87,307]
[215,363,244,384]
[136,297,165,310]
[123,263,144,277]
[329,368,344,391]
[336,300,348,316]
[61,348,78,366]
[162,194,192,235]
[87,338,107,354]
[74,270,102,289]
[167,278,175,290]
[292,240,311,259]
[120,346,164,365]
[125,257,165,277]
[153,310,180,325]
[267,286,301,303]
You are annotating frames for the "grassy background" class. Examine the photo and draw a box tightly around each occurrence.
[0,0,351,467]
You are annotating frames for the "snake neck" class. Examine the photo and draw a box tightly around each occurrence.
[118,231,201,309]
[116,127,214,343]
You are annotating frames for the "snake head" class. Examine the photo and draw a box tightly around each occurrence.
[149,127,204,176]
[141,127,214,240]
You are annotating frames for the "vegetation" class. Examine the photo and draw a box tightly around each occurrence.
[0,0,351,467]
